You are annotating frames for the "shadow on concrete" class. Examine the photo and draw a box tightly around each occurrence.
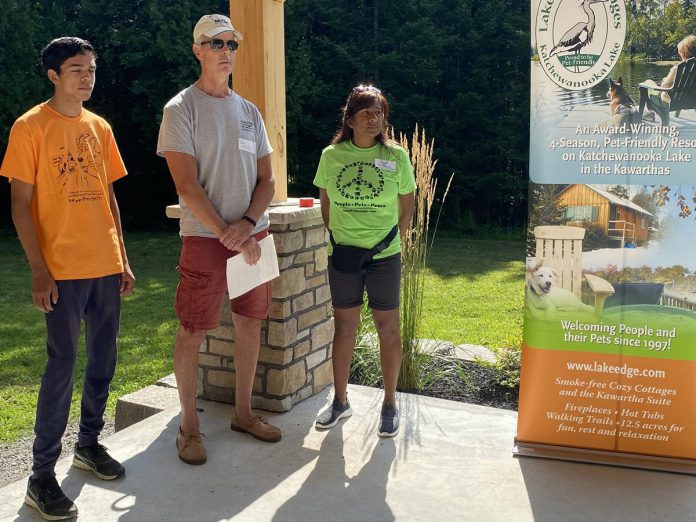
[272,421,396,522]
[7,402,319,521]
[518,455,696,522]
[7,385,695,521]
[118,410,316,522]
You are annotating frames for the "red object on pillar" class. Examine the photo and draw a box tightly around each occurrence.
[299,198,314,207]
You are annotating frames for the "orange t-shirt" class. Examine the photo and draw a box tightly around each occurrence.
[0,103,127,280]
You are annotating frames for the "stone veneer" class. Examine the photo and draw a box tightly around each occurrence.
[197,201,334,411]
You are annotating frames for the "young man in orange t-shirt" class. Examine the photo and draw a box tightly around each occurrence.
[0,37,135,520]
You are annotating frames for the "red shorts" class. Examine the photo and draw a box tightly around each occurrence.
[175,230,271,332]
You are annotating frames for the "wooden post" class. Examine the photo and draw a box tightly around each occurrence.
[230,0,288,202]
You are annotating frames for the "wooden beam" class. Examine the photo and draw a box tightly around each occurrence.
[230,0,288,202]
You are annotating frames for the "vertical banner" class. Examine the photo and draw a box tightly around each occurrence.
[516,0,696,473]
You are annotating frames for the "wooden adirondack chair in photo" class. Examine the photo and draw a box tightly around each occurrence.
[639,57,696,125]
[534,226,615,318]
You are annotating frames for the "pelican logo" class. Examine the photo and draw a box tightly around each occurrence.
[336,161,385,201]
[535,0,626,90]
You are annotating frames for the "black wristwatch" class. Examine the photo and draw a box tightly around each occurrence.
[242,215,257,227]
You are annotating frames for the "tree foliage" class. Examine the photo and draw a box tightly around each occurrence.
[581,220,615,251]
[1,0,529,231]
[627,0,696,59]
[525,183,569,256]
[608,184,630,199]
[632,188,659,215]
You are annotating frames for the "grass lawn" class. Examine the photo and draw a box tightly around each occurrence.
[420,235,525,349]
[0,230,525,444]
[0,231,181,444]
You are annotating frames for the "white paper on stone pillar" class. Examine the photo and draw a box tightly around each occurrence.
[226,235,280,299]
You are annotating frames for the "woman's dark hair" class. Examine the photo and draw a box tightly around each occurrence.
[331,85,393,146]
[41,37,96,75]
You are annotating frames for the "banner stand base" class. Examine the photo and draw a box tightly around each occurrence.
[513,440,696,475]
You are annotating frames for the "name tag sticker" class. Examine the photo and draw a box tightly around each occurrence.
[239,138,256,154]
[375,159,396,171]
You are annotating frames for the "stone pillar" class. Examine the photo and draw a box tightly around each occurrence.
[197,201,334,411]
[230,0,288,202]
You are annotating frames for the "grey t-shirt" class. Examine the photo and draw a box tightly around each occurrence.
[157,85,273,237]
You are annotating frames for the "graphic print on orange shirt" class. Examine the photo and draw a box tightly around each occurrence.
[52,129,105,203]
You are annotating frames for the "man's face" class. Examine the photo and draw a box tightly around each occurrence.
[49,52,96,102]
[194,30,238,75]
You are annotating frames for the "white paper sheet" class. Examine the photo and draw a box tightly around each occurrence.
[226,235,280,299]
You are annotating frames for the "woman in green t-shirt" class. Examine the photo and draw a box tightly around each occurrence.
[313,85,416,437]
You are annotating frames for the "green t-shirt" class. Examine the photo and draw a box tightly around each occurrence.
[313,140,416,259]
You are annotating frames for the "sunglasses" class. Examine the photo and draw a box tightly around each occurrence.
[200,39,239,51]
[352,85,382,94]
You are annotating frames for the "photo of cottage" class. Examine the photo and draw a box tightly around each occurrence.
[559,184,652,247]
[528,182,696,314]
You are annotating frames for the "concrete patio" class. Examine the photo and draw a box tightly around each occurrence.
[1,384,695,521]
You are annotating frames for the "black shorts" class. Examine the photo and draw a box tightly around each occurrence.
[328,253,401,311]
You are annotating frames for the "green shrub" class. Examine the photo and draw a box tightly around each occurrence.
[493,345,522,388]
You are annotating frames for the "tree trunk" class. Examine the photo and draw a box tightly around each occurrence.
[374,0,379,82]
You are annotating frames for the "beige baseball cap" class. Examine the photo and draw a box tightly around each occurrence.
[193,14,243,43]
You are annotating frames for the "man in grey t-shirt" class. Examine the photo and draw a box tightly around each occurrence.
[157,14,279,466]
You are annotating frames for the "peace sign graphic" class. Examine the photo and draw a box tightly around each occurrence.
[337,161,385,200]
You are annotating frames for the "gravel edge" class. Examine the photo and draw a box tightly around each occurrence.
[0,420,116,489]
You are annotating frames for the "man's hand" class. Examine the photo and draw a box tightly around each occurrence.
[31,268,59,313]
[120,264,136,297]
[238,236,261,265]
[219,219,255,251]
[11,179,59,313]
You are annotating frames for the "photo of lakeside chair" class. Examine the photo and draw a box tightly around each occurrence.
[533,226,615,319]
[604,282,664,308]
[639,57,696,125]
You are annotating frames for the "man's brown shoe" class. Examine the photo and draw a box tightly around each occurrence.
[230,414,282,443]
[176,427,207,465]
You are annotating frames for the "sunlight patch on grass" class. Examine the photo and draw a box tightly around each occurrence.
[0,386,38,443]
[0,231,180,444]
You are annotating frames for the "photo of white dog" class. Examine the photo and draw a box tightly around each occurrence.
[525,261,594,320]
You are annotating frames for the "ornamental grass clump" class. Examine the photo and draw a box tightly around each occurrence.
[397,126,452,391]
